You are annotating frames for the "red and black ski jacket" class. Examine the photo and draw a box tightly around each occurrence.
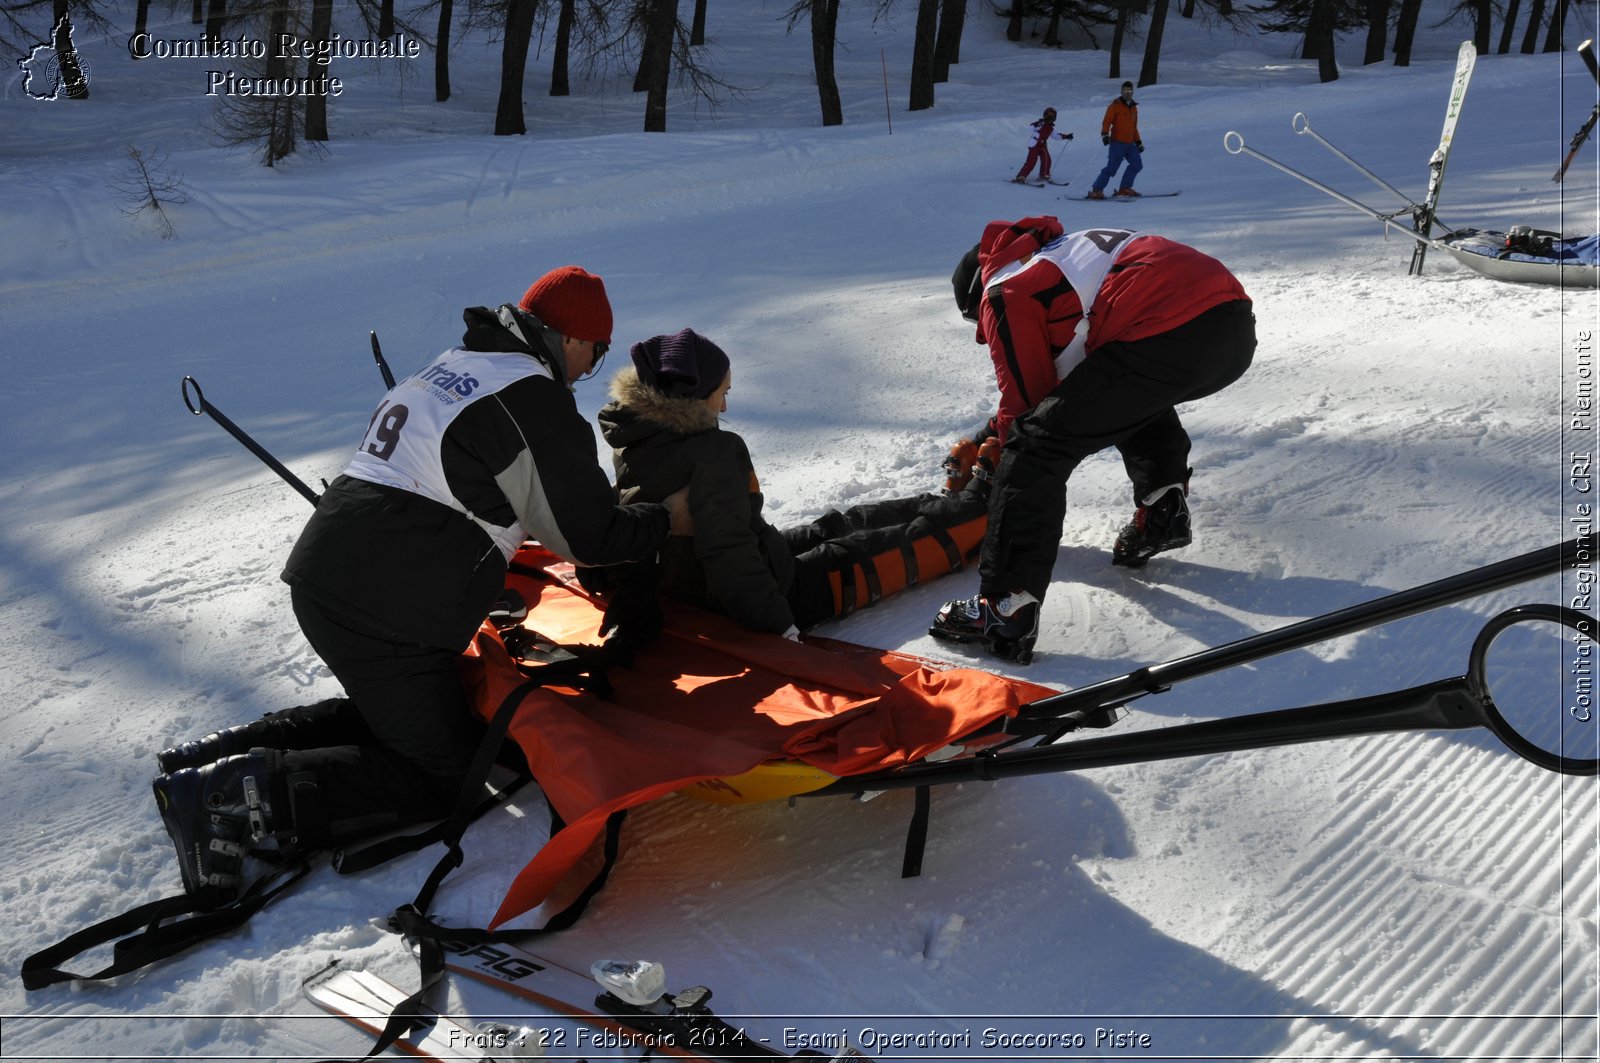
[971,215,1250,442]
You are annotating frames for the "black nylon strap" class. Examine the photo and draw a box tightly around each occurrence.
[21,861,309,990]
[899,540,922,588]
[361,646,627,1063]
[925,522,964,570]
[900,785,932,879]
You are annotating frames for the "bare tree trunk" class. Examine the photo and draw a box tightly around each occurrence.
[1363,0,1388,64]
[263,2,296,163]
[691,0,707,44]
[435,0,452,101]
[1305,0,1339,80]
[1392,0,1422,64]
[1138,0,1169,86]
[1520,0,1545,52]
[495,0,536,135]
[205,0,226,42]
[1472,0,1490,52]
[51,1,89,98]
[1542,0,1566,50]
[635,0,675,96]
[1007,10,1022,41]
[1110,0,1130,77]
[135,0,152,43]
[305,0,333,140]
[641,0,677,131]
[192,0,202,24]
[909,0,938,110]
[378,0,394,39]
[551,0,574,95]
[1496,0,1520,52]
[1043,0,1066,45]
[812,0,843,125]
[1182,0,1196,17]
[933,0,967,82]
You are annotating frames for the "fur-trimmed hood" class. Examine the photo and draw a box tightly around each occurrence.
[598,365,720,446]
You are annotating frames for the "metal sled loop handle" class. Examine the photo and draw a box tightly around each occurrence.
[1291,112,1312,135]
[182,376,208,417]
[1467,603,1599,776]
[1222,131,1246,155]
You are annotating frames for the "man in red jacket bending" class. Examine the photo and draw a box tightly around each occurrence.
[931,215,1255,664]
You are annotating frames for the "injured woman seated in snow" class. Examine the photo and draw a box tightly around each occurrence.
[578,328,989,647]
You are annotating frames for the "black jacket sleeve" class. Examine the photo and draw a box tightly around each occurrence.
[450,374,670,566]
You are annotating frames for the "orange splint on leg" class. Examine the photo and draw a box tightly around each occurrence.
[460,545,1055,928]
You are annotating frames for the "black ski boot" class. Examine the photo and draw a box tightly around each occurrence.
[152,750,284,904]
[157,699,359,773]
[1112,480,1192,568]
[157,721,274,774]
[929,591,1041,664]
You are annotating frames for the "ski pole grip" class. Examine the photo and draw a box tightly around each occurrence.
[182,375,208,416]
[1222,130,1245,155]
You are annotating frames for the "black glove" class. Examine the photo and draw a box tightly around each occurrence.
[598,561,662,659]
[1060,132,1074,141]
[1136,141,1145,152]
[574,565,611,595]
[1101,134,1111,146]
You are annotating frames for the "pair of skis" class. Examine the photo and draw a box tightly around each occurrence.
[1409,40,1477,275]
[305,938,869,1063]
[1006,177,1183,198]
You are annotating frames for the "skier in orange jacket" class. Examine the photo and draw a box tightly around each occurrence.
[1088,82,1144,199]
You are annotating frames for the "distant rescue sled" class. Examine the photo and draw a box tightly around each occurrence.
[1224,40,1600,288]
[1437,228,1600,287]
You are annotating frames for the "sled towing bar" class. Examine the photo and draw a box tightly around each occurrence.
[1223,129,1448,249]
[182,376,321,506]
[810,535,1597,796]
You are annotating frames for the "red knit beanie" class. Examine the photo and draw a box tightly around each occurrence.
[518,266,613,344]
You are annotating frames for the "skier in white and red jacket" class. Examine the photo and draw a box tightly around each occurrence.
[1012,107,1073,184]
[931,215,1255,664]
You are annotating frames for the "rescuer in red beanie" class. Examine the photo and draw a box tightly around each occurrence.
[153,265,686,905]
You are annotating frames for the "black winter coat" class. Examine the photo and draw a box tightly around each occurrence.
[597,368,796,634]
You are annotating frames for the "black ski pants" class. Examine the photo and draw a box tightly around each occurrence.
[783,486,989,629]
[269,588,487,840]
[980,299,1256,602]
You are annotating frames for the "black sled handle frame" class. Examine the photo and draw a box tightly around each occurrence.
[814,536,1597,797]
[182,376,321,506]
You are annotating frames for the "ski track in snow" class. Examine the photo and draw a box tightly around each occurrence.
[1,1,1596,1060]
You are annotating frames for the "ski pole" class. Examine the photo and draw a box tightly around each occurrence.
[370,330,397,390]
[181,376,321,506]
[1223,131,1440,248]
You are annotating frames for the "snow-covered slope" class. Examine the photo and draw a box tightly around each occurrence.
[2,1,1595,1059]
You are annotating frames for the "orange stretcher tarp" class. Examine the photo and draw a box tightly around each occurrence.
[460,546,1057,929]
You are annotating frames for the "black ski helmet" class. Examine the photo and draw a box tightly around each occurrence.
[952,242,984,324]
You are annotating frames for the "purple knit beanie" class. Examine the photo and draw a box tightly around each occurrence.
[629,329,730,399]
